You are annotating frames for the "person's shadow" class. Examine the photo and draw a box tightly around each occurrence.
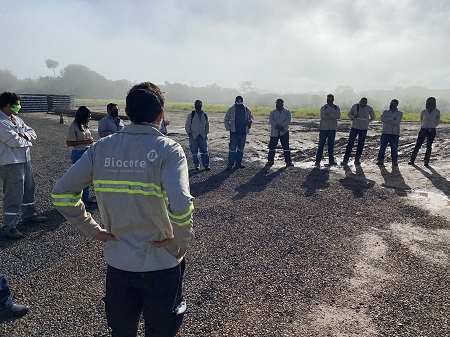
[189,167,235,197]
[378,165,411,197]
[233,167,285,200]
[415,165,450,197]
[339,165,375,198]
[301,167,330,197]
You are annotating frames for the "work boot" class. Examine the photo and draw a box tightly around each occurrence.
[0,303,29,318]
[265,161,274,167]
[408,161,414,165]
[376,160,384,166]
[235,164,245,169]
[22,215,48,225]
[2,228,24,239]
[286,162,294,167]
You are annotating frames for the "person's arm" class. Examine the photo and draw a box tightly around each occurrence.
[52,145,111,240]
[348,105,356,119]
[269,111,277,127]
[436,110,441,126]
[160,144,194,249]
[18,119,37,141]
[330,106,340,120]
[184,114,191,135]
[224,108,231,130]
[205,115,209,135]
[0,120,33,148]
[369,107,376,122]
[283,109,292,127]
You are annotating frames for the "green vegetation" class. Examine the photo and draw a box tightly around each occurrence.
[75,99,450,123]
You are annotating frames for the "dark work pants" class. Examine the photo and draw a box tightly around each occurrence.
[0,274,13,309]
[268,132,292,163]
[105,260,186,337]
[410,128,436,163]
[315,130,336,162]
[343,128,368,161]
[377,134,399,162]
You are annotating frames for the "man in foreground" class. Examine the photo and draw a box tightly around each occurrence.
[408,97,440,166]
[315,94,340,166]
[266,98,294,167]
[52,82,194,336]
[224,96,253,169]
[341,97,376,166]
[376,99,403,166]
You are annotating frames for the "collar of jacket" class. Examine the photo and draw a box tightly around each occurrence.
[119,123,163,135]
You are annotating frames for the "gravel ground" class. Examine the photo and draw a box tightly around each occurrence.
[0,112,449,337]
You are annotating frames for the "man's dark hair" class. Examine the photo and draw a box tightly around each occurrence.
[75,106,91,131]
[0,92,20,109]
[391,99,399,106]
[107,103,117,112]
[360,97,368,102]
[126,82,165,123]
[327,94,334,99]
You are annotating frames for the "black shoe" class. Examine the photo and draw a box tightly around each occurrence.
[376,160,384,166]
[82,198,97,205]
[265,161,274,167]
[408,161,414,165]
[204,166,211,171]
[286,162,294,167]
[314,161,320,167]
[1,228,24,239]
[235,164,246,168]
[22,215,47,225]
[226,165,233,170]
[0,303,29,318]
[424,162,429,167]
[194,166,200,171]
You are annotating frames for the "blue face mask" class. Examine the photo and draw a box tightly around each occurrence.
[10,104,21,114]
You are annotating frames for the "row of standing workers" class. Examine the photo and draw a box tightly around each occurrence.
[0,87,443,335]
[181,94,440,170]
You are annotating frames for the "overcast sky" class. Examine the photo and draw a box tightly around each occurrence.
[3,0,450,93]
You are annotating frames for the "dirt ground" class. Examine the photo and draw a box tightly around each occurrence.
[0,111,449,337]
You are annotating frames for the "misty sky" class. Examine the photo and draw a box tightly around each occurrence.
[4,0,450,93]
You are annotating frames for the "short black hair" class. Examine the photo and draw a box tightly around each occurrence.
[391,99,399,106]
[126,82,165,124]
[327,94,334,99]
[0,92,20,109]
[107,103,117,112]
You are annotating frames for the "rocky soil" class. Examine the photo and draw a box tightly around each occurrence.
[0,111,449,336]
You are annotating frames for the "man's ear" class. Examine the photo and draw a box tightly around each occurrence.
[154,109,164,124]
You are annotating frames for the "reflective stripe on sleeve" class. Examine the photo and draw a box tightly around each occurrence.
[168,204,194,227]
[93,180,164,197]
[51,192,82,206]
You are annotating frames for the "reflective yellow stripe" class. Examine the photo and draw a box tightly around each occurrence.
[170,218,192,227]
[93,180,164,197]
[168,204,194,219]
[51,192,82,207]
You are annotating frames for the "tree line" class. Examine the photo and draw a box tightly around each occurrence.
[0,63,448,112]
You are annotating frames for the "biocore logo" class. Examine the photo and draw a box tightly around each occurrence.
[104,157,147,168]
[147,150,158,162]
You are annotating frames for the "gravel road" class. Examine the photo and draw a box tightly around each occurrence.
[0,112,449,337]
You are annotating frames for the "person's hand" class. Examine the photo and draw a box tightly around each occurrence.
[165,120,171,126]
[152,238,187,259]
[93,229,116,242]
[84,137,94,145]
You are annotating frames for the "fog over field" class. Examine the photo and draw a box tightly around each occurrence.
[3,0,450,94]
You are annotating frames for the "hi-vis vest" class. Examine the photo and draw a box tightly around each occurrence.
[52,123,194,272]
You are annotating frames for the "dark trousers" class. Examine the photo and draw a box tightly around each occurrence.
[410,128,436,163]
[0,274,13,309]
[343,128,368,161]
[377,134,399,162]
[315,130,336,162]
[71,149,90,200]
[227,132,247,166]
[268,132,292,163]
[105,260,185,337]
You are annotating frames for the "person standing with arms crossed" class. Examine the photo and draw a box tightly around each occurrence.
[266,98,294,167]
[376,99,403,166]
[185,99,210,171]
[341,97,375,166]
[315,94,340,166]
[408,97,440,166]
[52,82,194,337]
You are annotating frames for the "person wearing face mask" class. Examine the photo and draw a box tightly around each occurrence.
[408,97,441,166]
[376,99,403,167]
[0,92,48,239]
[341,97,376,166]
[185,100,210,170]
[266,98,294,167]
[98,103,125,138]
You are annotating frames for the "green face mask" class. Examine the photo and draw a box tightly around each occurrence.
[10,104,21,114]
